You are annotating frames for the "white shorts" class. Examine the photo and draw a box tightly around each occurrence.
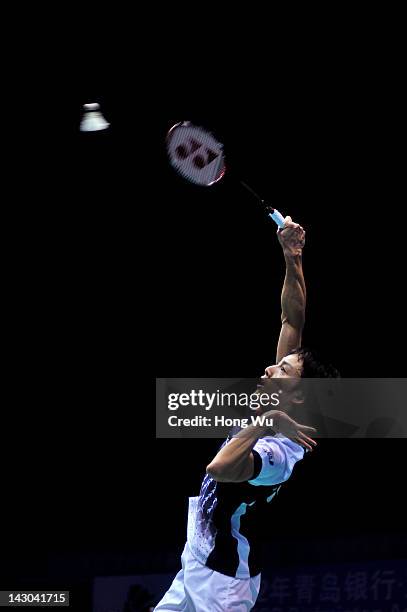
[154,541,261,612]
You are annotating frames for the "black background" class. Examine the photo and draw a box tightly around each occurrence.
[2,47,406,608]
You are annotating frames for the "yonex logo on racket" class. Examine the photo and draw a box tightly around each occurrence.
[167,122,225,186]
[175,137,219,170]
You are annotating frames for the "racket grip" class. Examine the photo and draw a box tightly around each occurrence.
[269,209,285,228]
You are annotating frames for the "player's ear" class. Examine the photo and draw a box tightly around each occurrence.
[292,390,304,405]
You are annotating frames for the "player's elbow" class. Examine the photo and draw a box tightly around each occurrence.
[206,461,231,482]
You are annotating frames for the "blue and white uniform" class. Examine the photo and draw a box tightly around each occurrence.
[154,435,305,611]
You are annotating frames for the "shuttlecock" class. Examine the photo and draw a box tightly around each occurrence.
[80,102,110,132]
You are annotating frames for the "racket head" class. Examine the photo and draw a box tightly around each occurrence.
[166,122,226,186]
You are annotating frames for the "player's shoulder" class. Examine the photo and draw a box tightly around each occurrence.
[274,434,305,460]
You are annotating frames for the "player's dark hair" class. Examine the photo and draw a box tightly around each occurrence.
[289,347,340,378]
[288,347,340,439]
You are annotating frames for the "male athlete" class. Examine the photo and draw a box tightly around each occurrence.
[155,218,339,611]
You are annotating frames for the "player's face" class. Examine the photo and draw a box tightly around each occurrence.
[257,353,304,414]
[262,353,303,380]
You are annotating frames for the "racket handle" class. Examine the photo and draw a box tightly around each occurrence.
[269,209,285,228]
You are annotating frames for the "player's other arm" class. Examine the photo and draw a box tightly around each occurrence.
[206,411,316,483]
[276,217,306,363]
[206,422,270,483]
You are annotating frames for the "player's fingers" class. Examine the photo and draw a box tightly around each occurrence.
[298,431,317,446]
[293,436,313,451]
[298,425,317,434]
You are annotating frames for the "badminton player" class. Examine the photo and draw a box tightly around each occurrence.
[155,218,338,611]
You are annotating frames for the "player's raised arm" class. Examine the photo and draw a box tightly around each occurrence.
[276,217,306,363]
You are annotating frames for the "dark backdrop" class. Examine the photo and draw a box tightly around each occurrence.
[2,73,405,607]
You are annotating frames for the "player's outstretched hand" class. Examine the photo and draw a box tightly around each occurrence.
[264,410,317,451]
